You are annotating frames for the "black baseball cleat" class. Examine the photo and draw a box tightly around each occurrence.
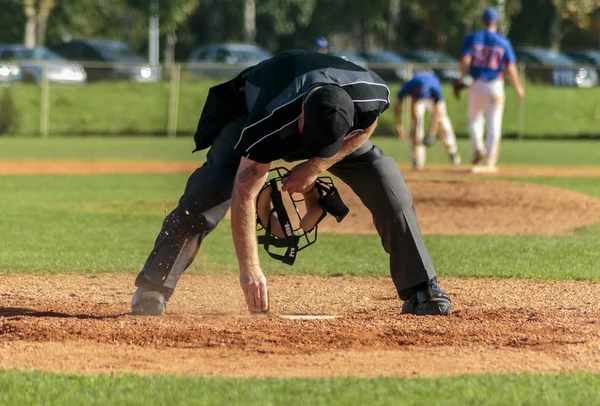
[401,279,451,316]
[472,149,484,165]
[131,286,167,316]
[449,152,462,166]
[423,135,436,147]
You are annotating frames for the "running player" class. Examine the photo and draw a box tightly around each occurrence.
[457,7,525,173]
[394,71,461,170]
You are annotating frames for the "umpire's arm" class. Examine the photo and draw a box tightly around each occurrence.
[231,157,271,312]
[282,119,378,194]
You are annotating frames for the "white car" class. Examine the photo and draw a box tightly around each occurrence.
[0,45,86,85]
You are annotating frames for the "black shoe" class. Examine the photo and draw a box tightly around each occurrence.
[132,286,167,316]
[472,149,484,165]
[423,135,436,147]
[401,279,451,316]
[449,152,461,166]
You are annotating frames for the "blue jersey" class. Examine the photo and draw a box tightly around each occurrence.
[397,72,443,103]
[461,29,515,81]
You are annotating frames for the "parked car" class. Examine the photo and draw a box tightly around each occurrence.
[0,45,86,85]
[359,50,410,82]
[514,47,598,87]
[0,61,21,85]
[564,49,600,65]
[328,50,368,68]
[399,49,462,82]
[188,43,272,78]
[564,49,600,77]
[49,40,161,83]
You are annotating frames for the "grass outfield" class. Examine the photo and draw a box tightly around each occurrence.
[1,371,599,406]
[5,81,600,138]
[1,136,600,167]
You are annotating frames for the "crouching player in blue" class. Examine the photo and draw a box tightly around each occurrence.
[394,72,461,170]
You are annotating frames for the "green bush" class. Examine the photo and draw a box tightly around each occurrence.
[0,87,21,135]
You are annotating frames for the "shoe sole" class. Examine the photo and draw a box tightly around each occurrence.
[471,165,497,174]
[132,291,166,316]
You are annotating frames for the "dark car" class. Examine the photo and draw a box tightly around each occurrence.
[187,43,272,78]
[49,40,161,83]
[564,49,600,77]
[400,50,462,82]
[359,50,410,82]
[328,50,368,68]
[0,45,86,85]
[514,47,598,87]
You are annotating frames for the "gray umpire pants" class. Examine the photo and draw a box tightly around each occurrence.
[135,117,436,300]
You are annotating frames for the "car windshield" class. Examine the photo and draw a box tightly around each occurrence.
[405,51,456,63]
[531,50,575,65]
[230,48,271,61]
[330,51,365,62]
[365,51,406,62]
[96,43,144,61]
[11,47,63,61]
[584,51,600,64]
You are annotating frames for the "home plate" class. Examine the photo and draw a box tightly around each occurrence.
[279,314,338,320]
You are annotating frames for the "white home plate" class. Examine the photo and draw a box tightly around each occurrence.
[279,314,338,320]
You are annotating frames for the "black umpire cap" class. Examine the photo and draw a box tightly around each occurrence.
[302,85,354,158]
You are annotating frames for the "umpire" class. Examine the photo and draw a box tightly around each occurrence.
[132,50,452,316]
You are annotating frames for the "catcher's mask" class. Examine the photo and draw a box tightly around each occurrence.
[256,167,349,265]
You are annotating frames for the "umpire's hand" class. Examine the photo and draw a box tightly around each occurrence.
[240,266,270,313]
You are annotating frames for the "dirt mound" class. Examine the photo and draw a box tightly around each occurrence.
[319,179,600,235]
[2,274,600,377]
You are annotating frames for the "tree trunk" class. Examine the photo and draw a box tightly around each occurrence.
[23,0,37,48]
[165,30,177,75]
[549,4,561,50]
[244,0,256,43]
[387,0,400,48]
[37,15,49,46]
[36,0,55,47]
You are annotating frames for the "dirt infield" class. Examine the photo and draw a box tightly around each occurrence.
[1,275,599,377]
[1,160,600,377]
[2,160,600,177]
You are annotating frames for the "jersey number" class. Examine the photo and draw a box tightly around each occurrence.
[471,44,504,69]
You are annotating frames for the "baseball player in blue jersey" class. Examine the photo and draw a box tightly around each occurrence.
[457,7,524,173]
[394,71,461,170]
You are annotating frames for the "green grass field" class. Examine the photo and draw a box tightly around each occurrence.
[4,81,600,138]
[1,137,599,404]
[2,371,600,406]
[2,136,600,166]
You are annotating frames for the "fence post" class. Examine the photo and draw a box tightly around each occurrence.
[402,63,413,136]
[40,63,49,138]
[517,62,526,141]
[167,63,181,138]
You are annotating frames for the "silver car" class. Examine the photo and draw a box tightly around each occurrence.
[187,43,272,78]
[0,45,86,85]
[0,61,21,85]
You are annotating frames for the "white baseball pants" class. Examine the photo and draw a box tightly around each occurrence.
[410,99,458,169]
[467,79,505,166]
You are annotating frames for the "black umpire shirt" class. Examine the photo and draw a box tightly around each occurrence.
[195,50,390,164]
